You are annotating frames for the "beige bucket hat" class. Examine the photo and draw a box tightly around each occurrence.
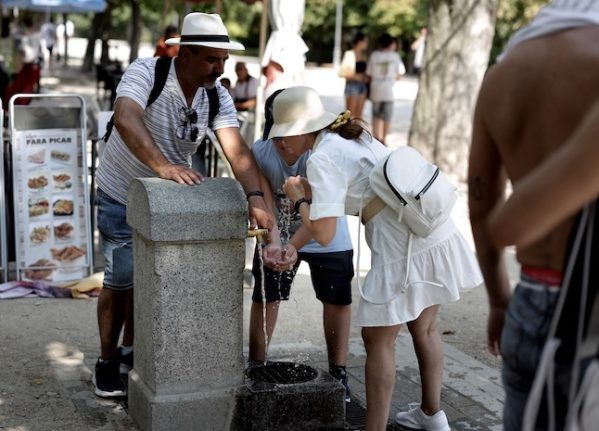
[267,86,338,139]
[165,12,245,51]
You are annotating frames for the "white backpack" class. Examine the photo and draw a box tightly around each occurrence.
[369,146,457,237]
[356,146,457,304]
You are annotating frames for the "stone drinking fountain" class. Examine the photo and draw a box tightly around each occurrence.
[126,178,345,430]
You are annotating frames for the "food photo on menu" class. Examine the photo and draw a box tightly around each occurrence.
[24,258,56,281]
[50,149,72,164]
[52,197,74,216]
[29,224,51,245]
[52,172,73,191]
[27,172,49,192]
[27,148,46,165]
[53,221,75,241]
[51,245,87,273]
[28,196,50,218]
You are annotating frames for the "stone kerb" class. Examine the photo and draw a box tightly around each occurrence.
[127,177,248,431]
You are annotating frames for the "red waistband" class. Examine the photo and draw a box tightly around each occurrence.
[522,265,563,286]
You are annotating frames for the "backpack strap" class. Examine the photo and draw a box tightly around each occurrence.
[206,85,219,128]
[361,196,386,224]
[102,112,114,143]
[102,57,172,142]
[147,56,172,107]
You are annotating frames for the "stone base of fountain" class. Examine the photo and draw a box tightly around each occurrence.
[231,362,345,430]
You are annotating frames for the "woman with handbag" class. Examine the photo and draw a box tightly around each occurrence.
[272,86,482,431]
[339,32,369,118]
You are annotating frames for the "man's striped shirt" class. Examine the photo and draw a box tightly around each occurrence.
[96,57,238,205]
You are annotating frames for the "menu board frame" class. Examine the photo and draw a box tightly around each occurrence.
[9,94,93,283]
[0,101,7,283]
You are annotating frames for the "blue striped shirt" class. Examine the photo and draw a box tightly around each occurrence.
[96,57,239,205]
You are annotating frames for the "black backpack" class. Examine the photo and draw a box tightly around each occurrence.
[102,57,220,142]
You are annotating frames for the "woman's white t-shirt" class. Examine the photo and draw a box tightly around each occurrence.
[307,131,482,326]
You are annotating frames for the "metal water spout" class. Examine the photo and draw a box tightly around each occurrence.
[247,228,269,244]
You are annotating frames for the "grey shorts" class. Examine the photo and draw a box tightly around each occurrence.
[96,188,133,290]
[372,101,393,122]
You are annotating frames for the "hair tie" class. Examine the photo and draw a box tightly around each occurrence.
[330,110,351,131]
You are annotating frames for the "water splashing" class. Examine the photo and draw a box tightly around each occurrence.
[249,228,270,365]
[256,244,268,365]
[278,196,294,300]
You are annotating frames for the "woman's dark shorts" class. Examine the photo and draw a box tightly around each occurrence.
[252,248,354,305]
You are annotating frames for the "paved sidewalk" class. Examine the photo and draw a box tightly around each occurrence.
[0,49,505,430]
[0,287,503,431]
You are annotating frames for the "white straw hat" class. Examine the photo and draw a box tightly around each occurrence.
[165,13,245,51]
[267,86,338,139]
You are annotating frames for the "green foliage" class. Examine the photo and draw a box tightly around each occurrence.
[69,0,549,66]
[302,0,337,62]
[71,0,430,64]
[302,0,429,63]
[150,0,262,48]
[70,0,177,44]
[218,0,263,48]
[490,0,548,63]
[68,14,91,37]
[368,0,426,39]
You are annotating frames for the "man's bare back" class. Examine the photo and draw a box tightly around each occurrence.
[471,25,599,269]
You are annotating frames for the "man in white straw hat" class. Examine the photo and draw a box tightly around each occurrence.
[469,1,599,429]
[93,12,273,398]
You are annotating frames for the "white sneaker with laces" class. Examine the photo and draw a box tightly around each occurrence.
[395,406,450,431]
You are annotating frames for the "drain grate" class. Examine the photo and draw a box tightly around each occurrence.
[344,400,401,430]
[245,361,318,384]
[345,400,367,430]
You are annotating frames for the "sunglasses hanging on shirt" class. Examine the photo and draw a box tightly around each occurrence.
[176,106,199,141]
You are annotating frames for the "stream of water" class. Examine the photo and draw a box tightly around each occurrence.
[256,196,295,365]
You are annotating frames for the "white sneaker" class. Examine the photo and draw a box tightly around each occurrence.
[395,406,450,431]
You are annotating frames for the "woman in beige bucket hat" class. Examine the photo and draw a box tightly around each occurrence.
[276,86,482,430]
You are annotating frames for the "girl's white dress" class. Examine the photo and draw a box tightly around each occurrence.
[307,131,483,327]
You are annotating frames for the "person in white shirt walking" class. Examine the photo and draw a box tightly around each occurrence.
[366,33,406,145]
[40,16,57,71]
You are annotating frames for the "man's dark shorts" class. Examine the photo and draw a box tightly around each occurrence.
[97,188,133,290]
[252,247,354,305]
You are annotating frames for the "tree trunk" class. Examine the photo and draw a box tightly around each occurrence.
[99,7,113,65]
[81,5,113,72]
[82,13,103,72]
[129,0,141,63]
[161,0,170,28]
[408,0,498,180]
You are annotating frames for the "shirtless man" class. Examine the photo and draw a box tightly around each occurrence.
[486,100,599,248]
[468,3,599,429]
